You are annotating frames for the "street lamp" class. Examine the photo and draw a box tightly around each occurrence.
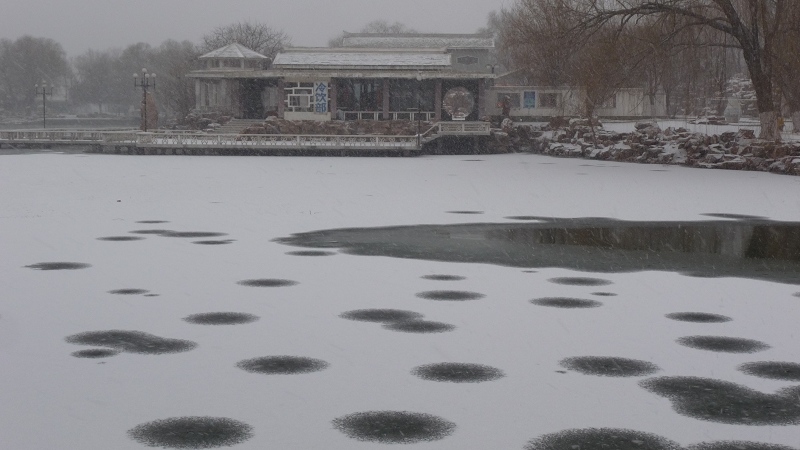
[34,81,53,129]
[416,71,423,149]
[486,63,500,74]
[133,68,156,131]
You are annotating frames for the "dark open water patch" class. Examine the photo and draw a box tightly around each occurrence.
[416,290,485,301]
[560,356,660,377]
[26,262,91,271]
[144,294,160,297]
[332,411,456,444]
[136,220,170,224]
[193,240,235,245]
[286,250,336,256]
[421,274,466,281]
[183,312,259,325]
[97,236,145,241]
[161,231,228,238]
[677,336,770,353]
[549,277,613,286]
[128,416,253,448]
[667,312,732,323]
[72,348,119,358]
[640,376,800,425]
[236,356,328,375]
[237,279,298,288]
[65,330,197,355]
[130,229,172,235]
[447,211,484,215]
[531,297,602,309]
[505,216,546,221]
[793,292,800,298]
[739,362,800,381]
[340,309,424,323]
[273,218,800,285]
[688,441,798,450]
[383,320,456,333]
[412,363,505,383]
[525,428,681,450]
[702,213,768,220]
[592,292,617,297]
[108,288,149,295]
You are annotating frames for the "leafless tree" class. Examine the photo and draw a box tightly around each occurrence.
[0,36,70,114]
[201,21,290,59]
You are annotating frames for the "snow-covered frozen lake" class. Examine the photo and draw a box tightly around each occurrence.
[2,151,800,449]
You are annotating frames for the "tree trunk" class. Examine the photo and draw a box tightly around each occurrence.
[792,110,800,133]
[759,111,780,141]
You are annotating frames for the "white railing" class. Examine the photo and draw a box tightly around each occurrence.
[437,121,491,135]
[139,133,419,149]
[341,111,435,122]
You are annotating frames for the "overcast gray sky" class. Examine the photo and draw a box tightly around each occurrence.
[3,0,508,56]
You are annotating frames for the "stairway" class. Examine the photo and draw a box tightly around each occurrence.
[212,119,265,134]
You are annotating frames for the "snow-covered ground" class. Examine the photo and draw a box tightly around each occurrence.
[2,151,800,449]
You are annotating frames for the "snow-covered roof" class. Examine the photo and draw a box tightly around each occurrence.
[273,51,451,68]
[341,33,494,49]
[199,43,269,59]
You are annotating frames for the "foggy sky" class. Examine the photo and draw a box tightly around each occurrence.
[4,0,507,56]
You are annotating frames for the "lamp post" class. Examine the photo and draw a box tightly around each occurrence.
[34,81,53,129]
[486,64,499,74]
[416,71,423,149]
[133,68,156,131]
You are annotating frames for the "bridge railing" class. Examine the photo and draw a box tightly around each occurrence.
[135,132,420,148]
[437,122,491,135]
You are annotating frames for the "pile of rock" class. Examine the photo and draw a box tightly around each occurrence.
[495,119,800,175]
[240,118,431,136]
[183,110,232,131]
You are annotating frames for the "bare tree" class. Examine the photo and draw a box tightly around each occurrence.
[201,21,290,59]
[0,36,70,114]
[772,2,800,132]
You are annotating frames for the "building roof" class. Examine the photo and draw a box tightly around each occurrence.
[199,43,269,59]
[273,51,451,68]
[341,33,494,49]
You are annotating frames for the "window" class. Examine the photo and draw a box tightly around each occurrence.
[285,82,318,112]
[600,94,617,108]
[456,55,479,65]
[539,93,561,108]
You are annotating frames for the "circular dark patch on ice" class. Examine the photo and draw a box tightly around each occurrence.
[332,411,456,444]
[560,356,660,377]
[639,376,800,425]
[421,274,466,281]
[548,277,613,286]
[130,229,172,235]
[383,320,456,333]
[286,250,336,256]
[193,240,234,245]
[236,356,329,375]
[26,262,91,271]
[108,288,149,295]
[237,279,298,288]
[97,236,145,241]
[183,312,259,326]
[667,312,732,323]
[523,270,538,273]
[412,363,505,383]
[688,441,798,450]
[127,416,253,448]
[340,309,424,323]
[530,297,602,309]
[524,428,681,450]
[447,210,483,215]
[136,220,170,224]
[702,213,768,220]
[505,216,545,221]
[416,290,485,301]
[71,348,119,358]
[739,362,800,382]
[144,294,159,297]
[793,292,800,298]
[677,336,770,353]
[591,292,617,297]
[462,159,484,161]
[161,231,228,238]
[65,330,197,355]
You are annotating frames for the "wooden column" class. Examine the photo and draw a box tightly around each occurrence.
[477,79,486,119]
[195,80,203,109]
[382,79,390,120]
[435,79,443,121]
[277,79,285,119]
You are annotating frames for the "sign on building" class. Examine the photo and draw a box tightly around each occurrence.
[314,82,328,114]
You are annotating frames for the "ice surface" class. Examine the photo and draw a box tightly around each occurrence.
[1,152,800,449]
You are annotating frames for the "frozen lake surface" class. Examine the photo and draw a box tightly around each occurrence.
[1,151,800,449]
